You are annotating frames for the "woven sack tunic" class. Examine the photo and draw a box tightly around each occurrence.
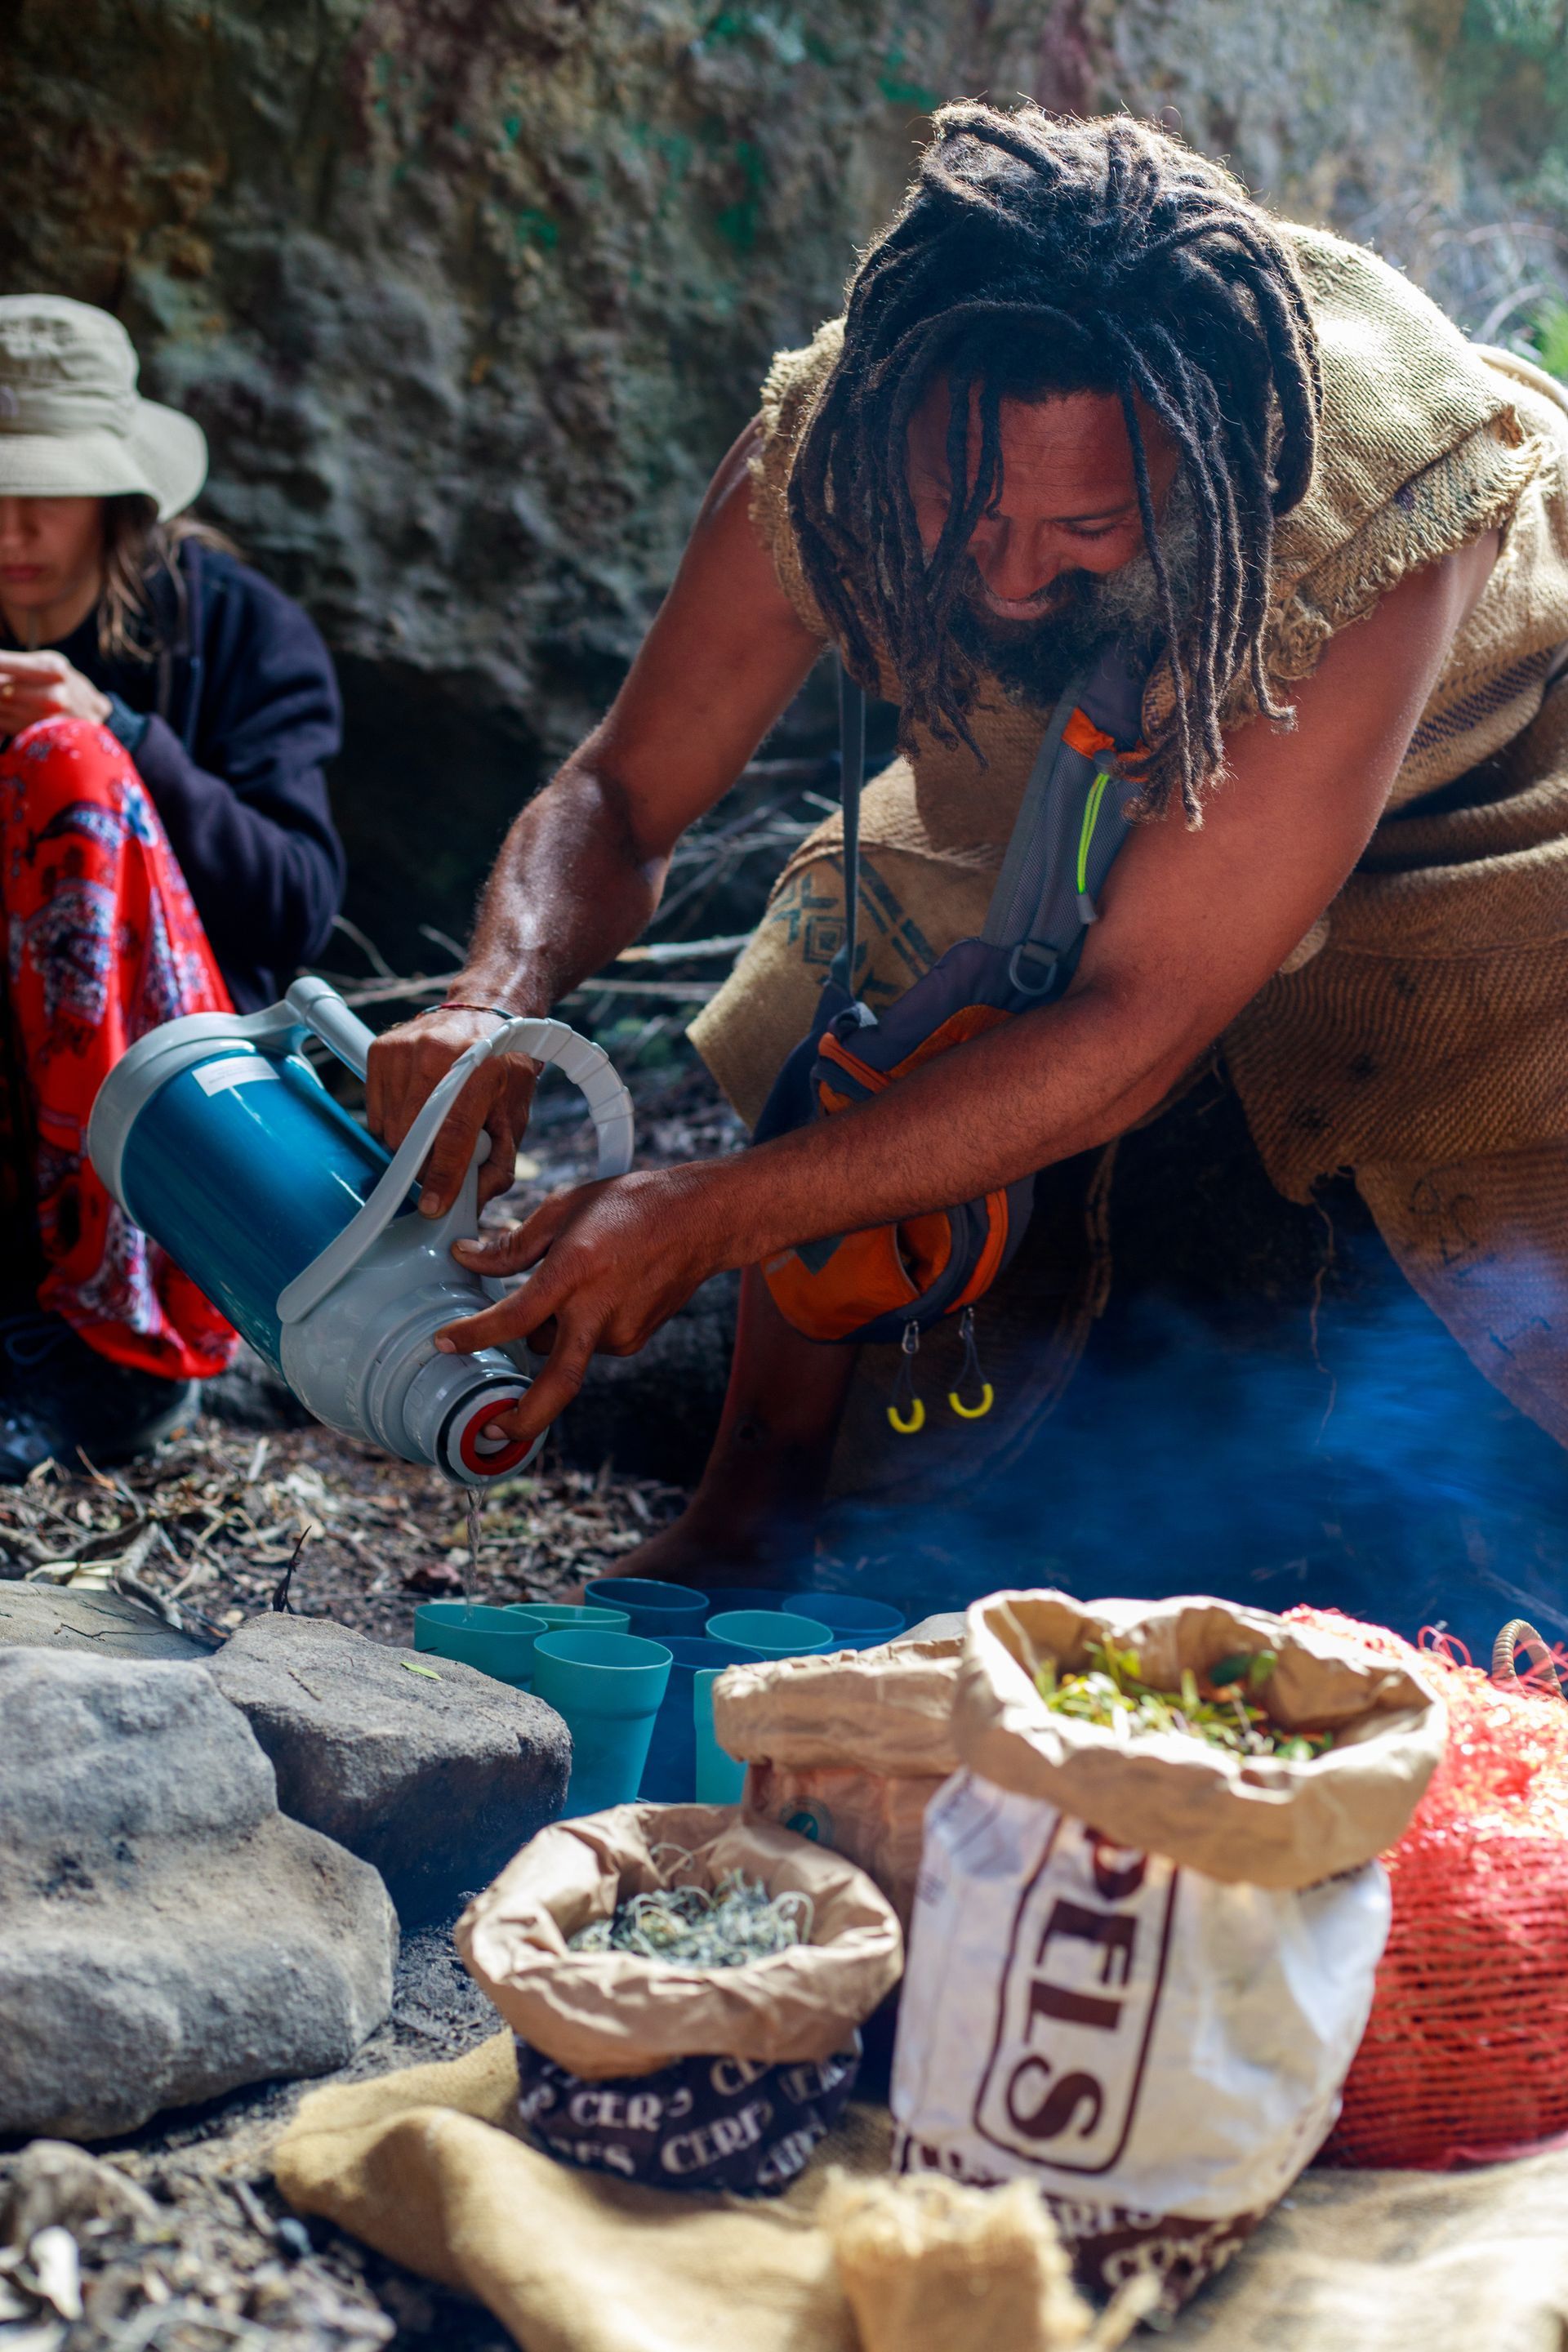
[690,224,1568,1444]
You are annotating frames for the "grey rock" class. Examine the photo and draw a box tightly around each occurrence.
[199,1343,311,1435]
[207,1615,569,1927]
[0,1648,396,2142]
[0,1584,211,1664]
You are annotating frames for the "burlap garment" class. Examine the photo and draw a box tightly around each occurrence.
[272,2028,1568,2352]
[690,224,1568,1441]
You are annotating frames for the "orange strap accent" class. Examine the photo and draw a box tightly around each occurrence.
[1062,707,1117,761]
[1062,708,1147,765]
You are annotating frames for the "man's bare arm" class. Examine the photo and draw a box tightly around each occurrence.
[365,421,821,1209]
[437,533,1497,1439]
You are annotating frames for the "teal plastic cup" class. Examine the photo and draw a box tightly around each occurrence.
[583,1576,710,1640]
[531,1628,672,1816]
[789,1594,906,1651]
[704,1609,835,1661]
[693,1666,747,1805]
[700,1586,797,1617]
[414,1602,549,1687]
[506,1601,630,1635]
[639,1633,754,1802]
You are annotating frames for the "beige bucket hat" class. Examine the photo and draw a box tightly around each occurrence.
[0,295,207,519]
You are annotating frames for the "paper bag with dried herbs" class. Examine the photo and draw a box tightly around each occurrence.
[457,1802,902,2196]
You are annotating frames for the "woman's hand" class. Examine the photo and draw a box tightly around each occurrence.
[366,1005,541,1213]
[433,1166,726,1444]
[0,651,111,737]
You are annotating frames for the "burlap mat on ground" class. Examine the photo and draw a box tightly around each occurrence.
[273,2030,1568,2352]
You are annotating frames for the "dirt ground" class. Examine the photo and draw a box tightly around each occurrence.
[0,1417,685,1650]
[0,1916,520,2352]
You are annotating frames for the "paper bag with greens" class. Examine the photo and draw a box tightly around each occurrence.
[891,1591,1444,2310]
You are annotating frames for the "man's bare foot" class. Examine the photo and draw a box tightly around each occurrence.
[579,1266,856,1593]
[594,1504,813,1592]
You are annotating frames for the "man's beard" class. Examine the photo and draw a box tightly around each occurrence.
[945,470,1201,710]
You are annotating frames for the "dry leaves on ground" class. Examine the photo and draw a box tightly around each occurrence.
[0,1423,683,1649]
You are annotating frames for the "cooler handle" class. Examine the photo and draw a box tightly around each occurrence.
[276,991,634,1327]
[282,974,380,1078]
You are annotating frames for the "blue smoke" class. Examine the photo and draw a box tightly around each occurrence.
[819,1236,1568,1667]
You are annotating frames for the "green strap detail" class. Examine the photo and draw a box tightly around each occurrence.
[1076,768,1111,898]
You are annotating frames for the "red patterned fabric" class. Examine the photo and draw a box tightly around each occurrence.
[0,715,238,1379]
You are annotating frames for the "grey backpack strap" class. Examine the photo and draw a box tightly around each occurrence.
[981,668,1137,998]
[980,681,1085,958]
[828,656,867,999]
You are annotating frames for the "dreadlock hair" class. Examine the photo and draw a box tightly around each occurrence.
[788,105,1324,822]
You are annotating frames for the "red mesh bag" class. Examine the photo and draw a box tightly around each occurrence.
[1290,1606,1568,2169]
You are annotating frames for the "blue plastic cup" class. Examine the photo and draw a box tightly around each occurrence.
[693,1666,747,1805]
[704,1610,835,1661]
[787,1594,906,1651]
[639,1633,754,1803]
[582,1576,710,1641]
[414,1602,550,1687]
[506,1601,630,1635]
[531,1629,673,1816]
[700,1586,798,1617]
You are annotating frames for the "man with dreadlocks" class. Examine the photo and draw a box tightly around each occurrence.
[370,104,1568,1580]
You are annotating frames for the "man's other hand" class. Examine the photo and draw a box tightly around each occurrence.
[0,651,111,737]
[432,1167,720,1444]
[366,1006,541,1215]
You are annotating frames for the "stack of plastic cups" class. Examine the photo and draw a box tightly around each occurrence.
[638,1633,753,1802]
[506,1601,630,1635]
[697,1587,798,1615]
[786,1594,906,1651]
[693,1610,835,1804]
[414,1602,550,1687]
[583,1576,709,1642]
[532,1628,673,1817]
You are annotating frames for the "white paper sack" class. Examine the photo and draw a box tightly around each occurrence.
[890,1771,1390,2227]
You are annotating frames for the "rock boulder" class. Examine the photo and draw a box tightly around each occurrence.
[0,1584,212,1662]
[207,1615,569,1926]
[0,1647,396,2142]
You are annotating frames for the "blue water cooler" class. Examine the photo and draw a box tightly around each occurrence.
[87,976,634,1485]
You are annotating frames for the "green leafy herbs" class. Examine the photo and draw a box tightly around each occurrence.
[568,1867,814,1968]
[1034,1638,1334,1762]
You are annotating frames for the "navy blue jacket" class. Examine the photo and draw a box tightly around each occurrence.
[31,541,346,1012]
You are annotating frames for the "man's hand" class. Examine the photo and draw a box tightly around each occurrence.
[366,1007,541,1214]
[0,651,111,737]
[433,1167,723,1444]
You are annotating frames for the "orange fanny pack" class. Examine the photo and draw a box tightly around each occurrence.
[752,649,1147,1404]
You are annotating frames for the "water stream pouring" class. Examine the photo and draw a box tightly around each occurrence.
[87,976,634,1486]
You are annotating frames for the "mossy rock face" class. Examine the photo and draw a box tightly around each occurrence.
[0,0,1537,964]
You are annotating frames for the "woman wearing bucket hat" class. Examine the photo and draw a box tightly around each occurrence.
[0,295,345,1477]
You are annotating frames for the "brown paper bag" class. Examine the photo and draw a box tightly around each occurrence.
[716,1641,963,1930]
[457,1801,902,2079]
[954,1590,1445,1889]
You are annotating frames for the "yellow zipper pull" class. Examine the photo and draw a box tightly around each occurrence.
[947,1307,994,1422]
[888,1321,925,1435]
